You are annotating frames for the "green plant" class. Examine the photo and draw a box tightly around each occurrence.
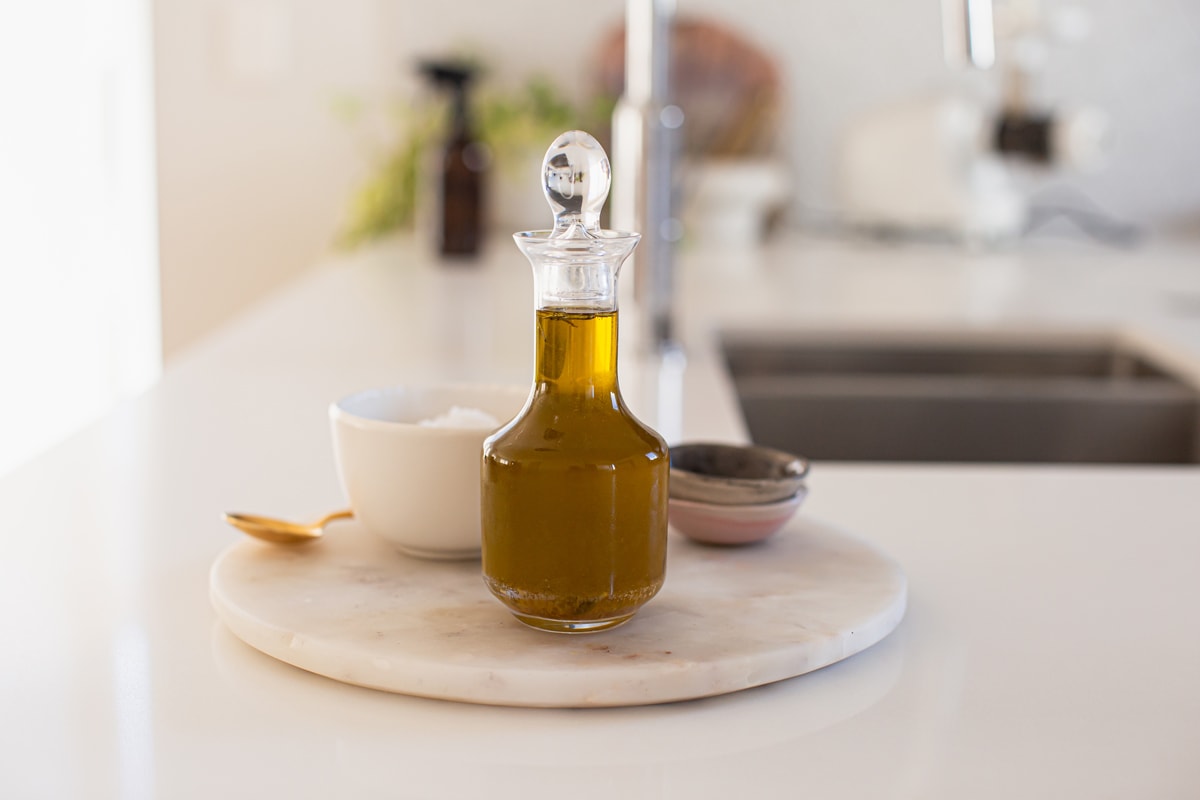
[337,113,437,249]
[337,75,596,249]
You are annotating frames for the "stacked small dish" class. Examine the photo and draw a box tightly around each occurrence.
[667,442,810,546]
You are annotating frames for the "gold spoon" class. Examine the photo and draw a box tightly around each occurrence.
[223,509,353,545]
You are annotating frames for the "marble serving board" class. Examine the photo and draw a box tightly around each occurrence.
[210,518,906,708]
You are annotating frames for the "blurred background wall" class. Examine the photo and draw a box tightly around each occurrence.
[154,0,1200,359]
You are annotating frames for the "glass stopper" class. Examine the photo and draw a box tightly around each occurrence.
[542,130,611,238]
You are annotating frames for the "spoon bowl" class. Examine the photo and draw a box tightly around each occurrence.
[223,509,353,545]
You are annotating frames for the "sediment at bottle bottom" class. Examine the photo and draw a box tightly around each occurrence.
[484,575,663,633]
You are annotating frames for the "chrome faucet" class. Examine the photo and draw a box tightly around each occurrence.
[612,0,680,353]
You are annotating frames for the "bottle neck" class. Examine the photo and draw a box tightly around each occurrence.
[534,307,619,397]
[515,232,640,399]
[448,89,471,139]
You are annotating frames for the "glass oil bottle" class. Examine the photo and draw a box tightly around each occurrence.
[481,131,669,633]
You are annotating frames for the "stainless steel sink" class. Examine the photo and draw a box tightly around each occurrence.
[722,332,1200,464]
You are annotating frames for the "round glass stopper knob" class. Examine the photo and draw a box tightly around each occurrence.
[542,130,611,237]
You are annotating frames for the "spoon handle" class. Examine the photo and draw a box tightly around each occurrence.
[316,509,354,527]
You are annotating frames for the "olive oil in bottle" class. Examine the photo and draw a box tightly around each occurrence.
[481,131,668,633]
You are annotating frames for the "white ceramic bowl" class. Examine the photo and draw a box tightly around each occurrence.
[668,489,808,546]
[330,384,527,560]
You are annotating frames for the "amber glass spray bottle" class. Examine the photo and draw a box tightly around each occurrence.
[420,61,485,258]
[481,131,668,633]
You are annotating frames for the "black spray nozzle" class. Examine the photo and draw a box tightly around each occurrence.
[418,61,479,128]
[418,61,478,92]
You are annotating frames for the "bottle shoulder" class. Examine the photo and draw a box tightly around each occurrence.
[485,394,667,463]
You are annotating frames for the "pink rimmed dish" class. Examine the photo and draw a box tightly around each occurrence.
[667,489,808,546]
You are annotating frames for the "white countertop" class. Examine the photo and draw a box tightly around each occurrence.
[4,233,1200,798]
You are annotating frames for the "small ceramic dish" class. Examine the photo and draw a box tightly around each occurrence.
[668,489,808,546]
[669,442,809,505]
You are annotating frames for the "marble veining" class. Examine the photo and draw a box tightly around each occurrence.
[210,517,906,707]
